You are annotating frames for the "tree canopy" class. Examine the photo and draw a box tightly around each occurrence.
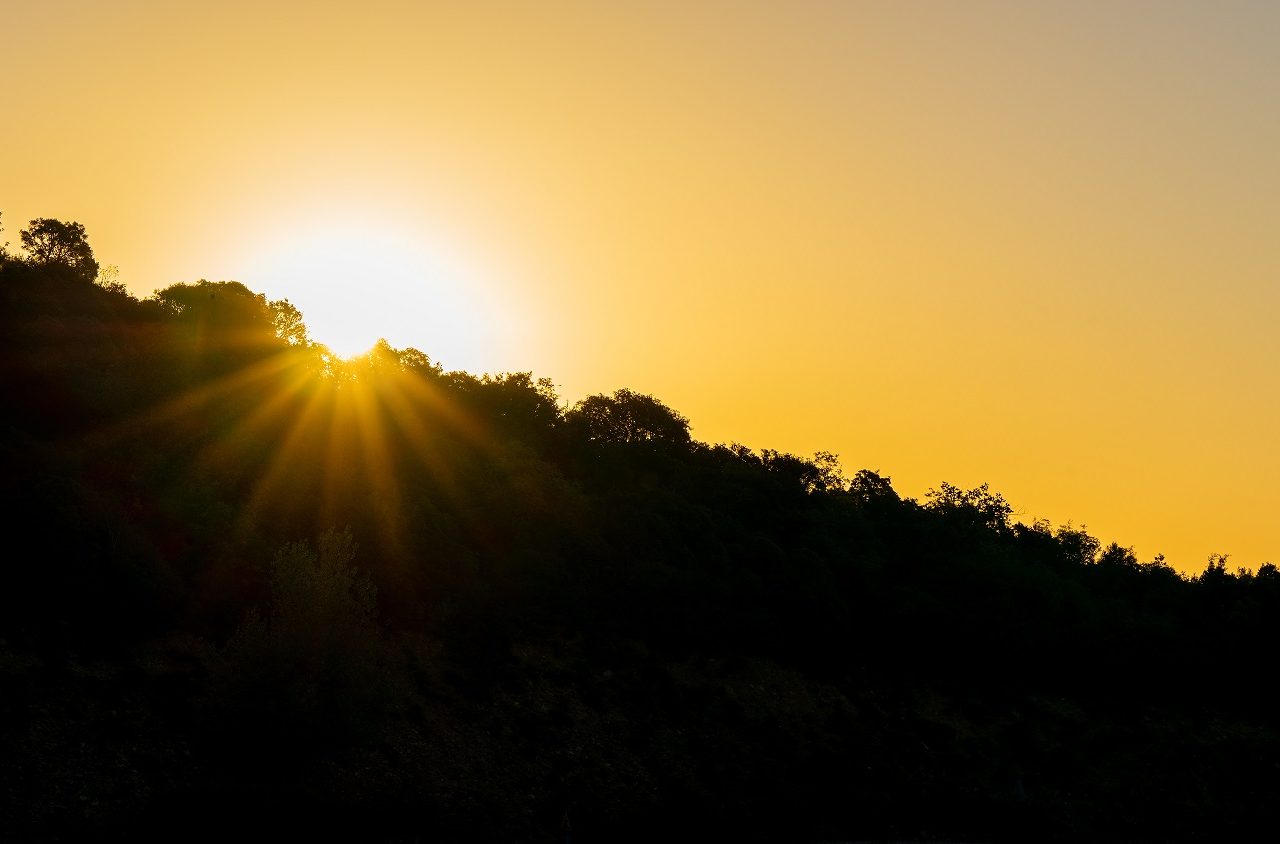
[18,217,99,282]
[565,387,692,446]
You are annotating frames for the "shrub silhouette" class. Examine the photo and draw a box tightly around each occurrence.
[208,529,400,755]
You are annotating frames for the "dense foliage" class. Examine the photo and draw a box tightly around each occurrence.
[2,220,1278,841]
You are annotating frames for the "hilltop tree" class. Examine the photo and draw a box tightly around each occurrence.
[269,298,310,346]
[760,449,847,493]
[848,469,900,505]
[154,280,276,333]
[926,481,1013,531]
[566,387,691,446]
[19,217,99,283]
[152,280,293,375]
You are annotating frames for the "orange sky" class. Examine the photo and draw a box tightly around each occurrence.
[4,1,1278,572]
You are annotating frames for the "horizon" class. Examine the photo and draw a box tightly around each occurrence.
[5,0,1278,572]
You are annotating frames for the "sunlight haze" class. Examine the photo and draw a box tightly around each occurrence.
[4,0,1278,572]
[236,211,510,360]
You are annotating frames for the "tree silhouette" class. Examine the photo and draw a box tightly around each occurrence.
[19,217,99,282]
[268,297,310,346]
[848,468,900,505]
[759,448,846,493]
[566,387,691,446]
[926,481,1013,531]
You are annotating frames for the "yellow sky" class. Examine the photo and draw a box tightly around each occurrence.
[5,1,1278,572]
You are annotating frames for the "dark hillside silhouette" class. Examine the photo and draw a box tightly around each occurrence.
[2,218,1279,841]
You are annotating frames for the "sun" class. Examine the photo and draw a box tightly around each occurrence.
[240,216,505,366]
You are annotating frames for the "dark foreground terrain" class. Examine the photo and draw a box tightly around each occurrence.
[3,229,1278,840]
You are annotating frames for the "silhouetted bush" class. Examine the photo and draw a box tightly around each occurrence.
[205,530,402,755]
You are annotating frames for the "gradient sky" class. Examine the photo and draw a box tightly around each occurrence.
[4,1,1278,572]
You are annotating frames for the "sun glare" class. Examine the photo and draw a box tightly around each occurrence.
[241,218,506,366]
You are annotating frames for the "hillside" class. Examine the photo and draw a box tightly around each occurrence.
[2,233,1279,841]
